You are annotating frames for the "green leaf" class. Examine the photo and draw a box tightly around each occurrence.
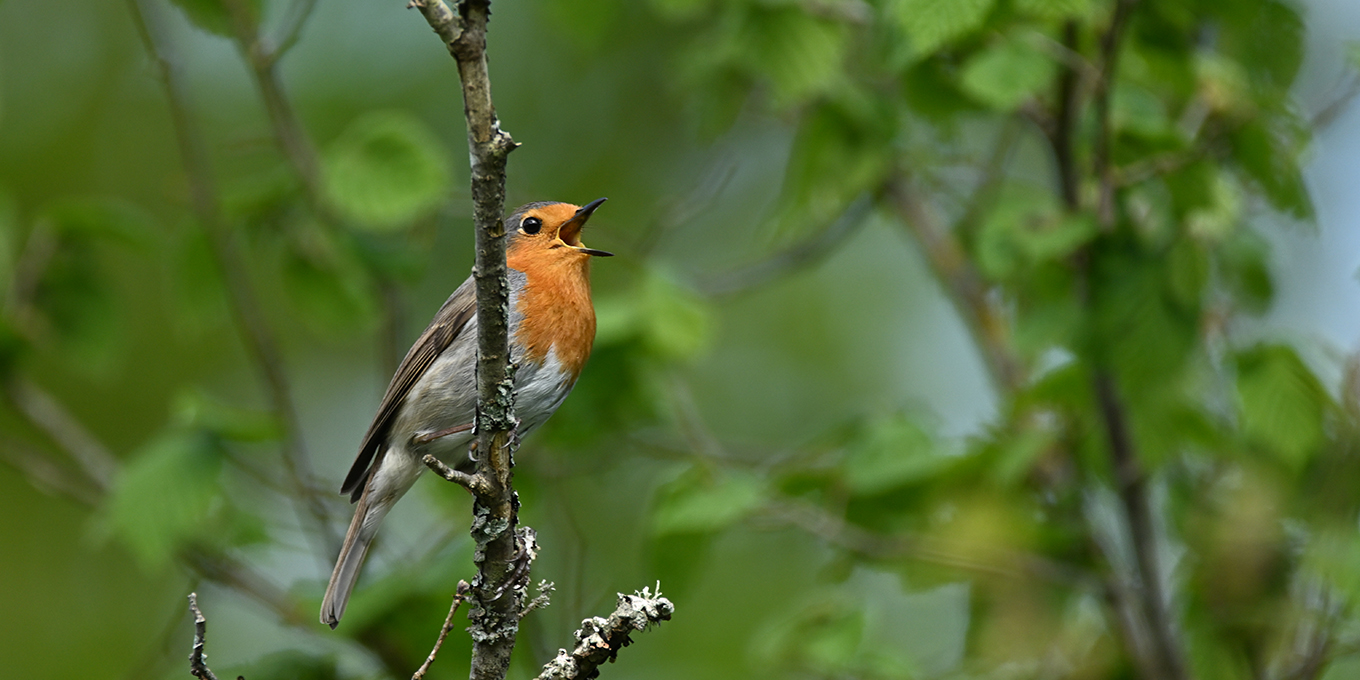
[976,185,1092,279]
[1217,0,1304,103]
[960,37,1056,110]
[1236,344,1329,470]
[740,7,848,107]
[105,429,224,568]
[1166,238,1209,309]
[1194,53,1253,118]
[281,238,379,334]
[169,0,259,38]
[901,58,984,124]
[987,425,1055,486]
[322,111,453,231]
[752,596,866,673]
[1229,120,1312,219]
[891,0,997,57]
[1302,528,1360,608]
[44,197,152,246]
[775,95,894,238]
[1112,83,1175,141]
[651,466,766,536]
[1013,0,1092,21]
[172,390,282,443]
[1218,229,1273,314]
[1185,172,1243,243]
[648,0,712,21]
[32,237,121,372]
[641,274,711,360]
[1090,248,1198,392]
[841,415,950,496]
[595,269,712,362]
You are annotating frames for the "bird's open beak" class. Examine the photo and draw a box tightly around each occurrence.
[559,197,613,257]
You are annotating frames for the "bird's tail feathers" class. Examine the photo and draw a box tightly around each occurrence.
[320,492,393,628]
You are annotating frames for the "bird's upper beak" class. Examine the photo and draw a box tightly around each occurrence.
[559,197,613,257]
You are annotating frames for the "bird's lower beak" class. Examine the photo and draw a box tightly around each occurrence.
[560,197,613,257]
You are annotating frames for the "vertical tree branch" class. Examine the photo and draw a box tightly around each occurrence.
[1079,2,1191,678]
[1092,0,1137,230]
[411,1,522,678]
[1052,21,1083,209]
[1094,375,1188,680]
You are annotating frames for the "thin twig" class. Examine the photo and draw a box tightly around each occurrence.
[535,588,675,680]
[0,440,102,507]
[423,454,494,498]
[1311,73,1360,131]
[222,0,325,204]
[273,0,320,60]
[413,581,472,680]
[756,499,1099,590]
[698,195,874,297]
[127,0,338,556]
[5,378,119,489]
[187,593,222,680]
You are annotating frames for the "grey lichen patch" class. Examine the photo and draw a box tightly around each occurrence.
[535,586,675,680]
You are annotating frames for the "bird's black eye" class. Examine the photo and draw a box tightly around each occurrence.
[520,216,543,234]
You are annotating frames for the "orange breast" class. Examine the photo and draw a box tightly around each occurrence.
[507,244,596,379]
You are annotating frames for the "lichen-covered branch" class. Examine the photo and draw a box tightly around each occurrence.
[409,2,522,679]
[535,588,675,680]
[187,593,222,680]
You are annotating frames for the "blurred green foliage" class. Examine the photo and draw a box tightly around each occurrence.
[1,0,1358,679]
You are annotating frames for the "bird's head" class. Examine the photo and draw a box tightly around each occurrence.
[505,198,612,261]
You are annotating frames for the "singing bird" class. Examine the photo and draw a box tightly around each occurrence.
[320,198,611,628]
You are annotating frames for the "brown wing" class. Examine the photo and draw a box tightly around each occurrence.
[340,276,477,501]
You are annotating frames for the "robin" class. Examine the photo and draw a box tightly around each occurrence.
[320,198,612,628]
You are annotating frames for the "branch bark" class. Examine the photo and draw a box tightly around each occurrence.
[187,593,222,680]
[535,588,675,680]
[410,2,523,679]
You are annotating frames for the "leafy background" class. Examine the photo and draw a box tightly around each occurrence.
[3,0,1360,679]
